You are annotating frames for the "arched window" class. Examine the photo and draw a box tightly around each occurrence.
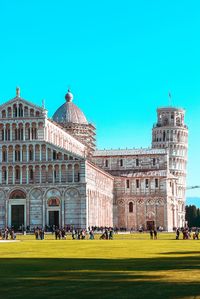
[53,151,56,160]
[18,104,23,117]
[67,164,73,182]
[13,105,17,117]
[15,128,18,140]
[2,149,7,162]
[74,164,80,182]
[163,118,168,125]
[155,178,159,188]
[145,179,149,188]
[30,168,34,180]
[15,147,20,161]
[29,148,33,161]
[9,190,26,199]
[6,128,10,141]
[32,127,37,139]
[30,109,34,117]
[15,168,20,180]
[136,179,140,188]
[176,117,181,126]
[24,107,28,117]
[120,159,123,167]
[177,132,180,142]
[2,110,6,118]
[1,129,4,141]
[129,202,133,213]
[3,168,7,182]
[105,159,108,167]
[163,131,166,141]
[48,198,60,206]
[126,179,130,188]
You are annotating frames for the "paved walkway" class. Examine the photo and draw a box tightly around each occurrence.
[0,240,20,242]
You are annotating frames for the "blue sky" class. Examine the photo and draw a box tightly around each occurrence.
[0,0,200,197]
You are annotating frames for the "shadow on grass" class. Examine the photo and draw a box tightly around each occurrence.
[0,256,200,299]
[160,251,200,255]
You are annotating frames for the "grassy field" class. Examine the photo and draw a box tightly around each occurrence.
[0,233,200,299]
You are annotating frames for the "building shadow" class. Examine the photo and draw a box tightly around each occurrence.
[0,255,200,298]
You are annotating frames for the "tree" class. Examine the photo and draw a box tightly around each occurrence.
[185,205,200,227]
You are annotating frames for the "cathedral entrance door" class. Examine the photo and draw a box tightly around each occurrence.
[49,211,59,228]
[11,205,25,231]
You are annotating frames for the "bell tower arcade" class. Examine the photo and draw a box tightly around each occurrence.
[152,107,188,227]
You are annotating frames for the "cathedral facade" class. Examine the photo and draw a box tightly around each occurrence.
[0,88,188,231]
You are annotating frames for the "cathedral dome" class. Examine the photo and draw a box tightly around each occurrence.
[53,90,88,125]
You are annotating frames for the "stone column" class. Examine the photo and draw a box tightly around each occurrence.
[59,164,61,183]
[0,145,2,163]
[26,166,29,184]
[39,165,42,184]
[0,166,2,184]
[13,166,15,185]
[34,145,36,161]
[3,125,5,141]
[20,145,22,162]
[6,166,8,185]
[30,124,32,141]
[20,166,22,184]
[16,103,19,117]
[72,165,74,183]
[23,123,26,141]
[13,146,15,162]
[40,144,42,161]
[10,123,13,141]
[46,165,48,183]
[16,123,19,141]
[26,145,29,162]
[32,165,35,183]
[36,123,39,140]
[46,146,48,161]
[52,165,55,184]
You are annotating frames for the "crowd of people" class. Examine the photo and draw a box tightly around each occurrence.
[0,228,16,240]
[176,228,199,240]
[2,225,200,241]
[32,226,114,240]
[34,228,45,240]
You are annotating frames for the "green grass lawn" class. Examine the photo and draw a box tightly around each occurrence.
[0,233,200,299]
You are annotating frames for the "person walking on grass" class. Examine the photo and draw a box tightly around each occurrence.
[176,228,180,240]
[153,229,157,240]
[89,229,94,240]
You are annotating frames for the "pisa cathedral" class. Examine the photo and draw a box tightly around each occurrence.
[0,88,188,231]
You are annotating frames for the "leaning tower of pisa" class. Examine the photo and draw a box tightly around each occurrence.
[152,107,188,227]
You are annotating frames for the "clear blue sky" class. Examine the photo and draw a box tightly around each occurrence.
[0,0,200,197]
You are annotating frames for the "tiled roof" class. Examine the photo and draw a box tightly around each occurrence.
[93,148,167,156]
[53,102,88,125]
[120,170,169,177]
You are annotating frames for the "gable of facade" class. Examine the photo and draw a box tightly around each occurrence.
[0,96,45,119]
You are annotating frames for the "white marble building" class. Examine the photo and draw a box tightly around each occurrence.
[0,88,188,231]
